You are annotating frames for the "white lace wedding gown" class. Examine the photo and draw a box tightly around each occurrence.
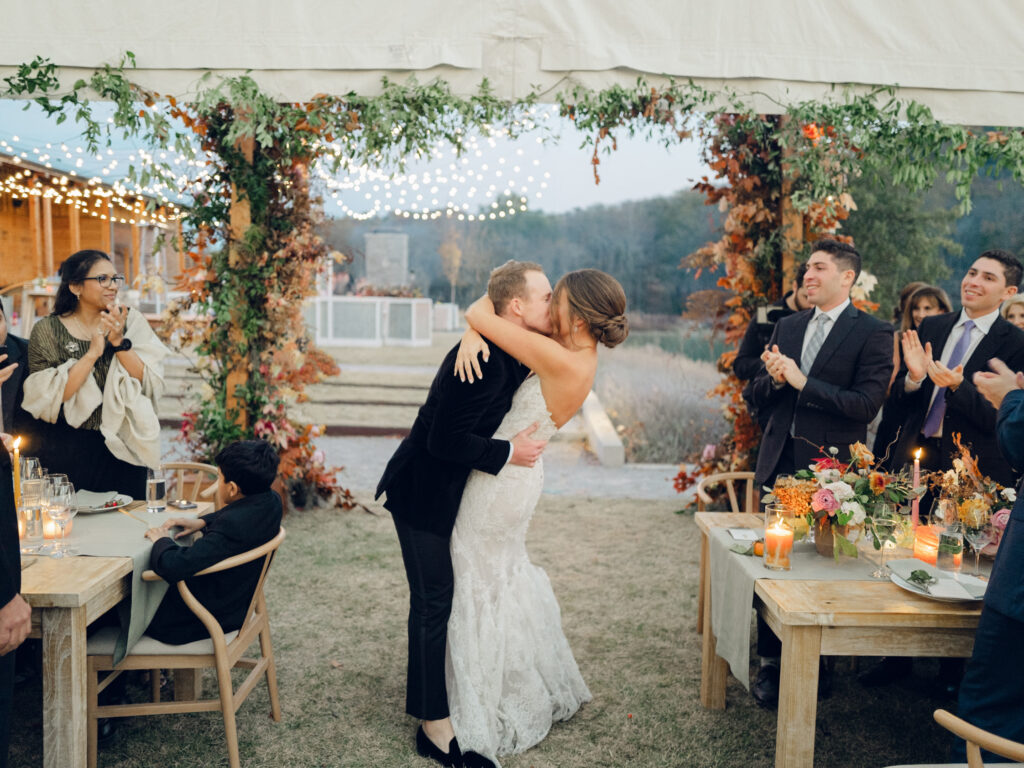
[446,375,592,766]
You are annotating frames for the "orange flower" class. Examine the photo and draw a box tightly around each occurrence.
[802,123,822,144]
[869,472,889,495]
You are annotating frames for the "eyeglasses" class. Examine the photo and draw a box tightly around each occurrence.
[81,274,126,288]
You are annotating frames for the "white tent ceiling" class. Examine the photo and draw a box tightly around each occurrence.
[2,0,1023,125]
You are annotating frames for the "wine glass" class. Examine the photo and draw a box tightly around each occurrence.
[869,516,898,580]
[963,522,995,578]
[18,479,44,555]
[47,481,77,558]
[21,456,42,482]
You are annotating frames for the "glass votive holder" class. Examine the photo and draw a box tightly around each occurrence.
[763,509,794,571]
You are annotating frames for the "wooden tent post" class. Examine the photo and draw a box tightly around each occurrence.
[224,135,255,429]
[778,116,802,287]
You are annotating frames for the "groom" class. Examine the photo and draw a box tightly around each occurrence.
[376,260,553,768]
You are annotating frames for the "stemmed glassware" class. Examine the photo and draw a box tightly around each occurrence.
[868,508,899,580]
[46,479,77,558]
[963,522,995,578]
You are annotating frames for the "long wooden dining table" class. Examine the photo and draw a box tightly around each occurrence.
[20,500,213,768]
[696,511,984,768]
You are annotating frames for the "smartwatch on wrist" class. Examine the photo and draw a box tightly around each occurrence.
[113,338,133,352]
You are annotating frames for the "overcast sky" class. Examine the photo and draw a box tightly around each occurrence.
[0,100,711,216]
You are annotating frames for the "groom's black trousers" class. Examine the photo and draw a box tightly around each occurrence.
[393,514,454,721]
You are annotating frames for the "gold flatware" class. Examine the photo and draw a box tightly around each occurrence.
[120,508,150,525]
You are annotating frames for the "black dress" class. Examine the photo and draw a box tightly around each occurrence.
[26,316,147,498]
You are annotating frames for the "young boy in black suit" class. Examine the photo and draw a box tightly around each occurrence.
[143,440,283,645]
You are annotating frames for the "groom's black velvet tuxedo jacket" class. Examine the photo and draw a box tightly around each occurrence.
[748,303,894,488]
[377,340,528,538]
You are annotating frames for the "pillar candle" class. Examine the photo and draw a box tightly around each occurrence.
[765,522,794,570]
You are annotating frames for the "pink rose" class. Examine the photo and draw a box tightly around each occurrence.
[983,508,1012,555]
[811,488,840,515]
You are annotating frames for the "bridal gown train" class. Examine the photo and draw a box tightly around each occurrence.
[446,375,592,765]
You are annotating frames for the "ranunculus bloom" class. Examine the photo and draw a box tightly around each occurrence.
[823,481,856,502]
[868,472,889,495]
[812,488,840,514]
[1001,487,1017,503]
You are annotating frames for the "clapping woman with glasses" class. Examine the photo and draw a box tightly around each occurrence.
[21,250,169,498]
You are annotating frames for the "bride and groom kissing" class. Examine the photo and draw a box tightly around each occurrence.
[376,260,629,767]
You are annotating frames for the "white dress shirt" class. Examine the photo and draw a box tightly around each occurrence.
[800,298,851,365]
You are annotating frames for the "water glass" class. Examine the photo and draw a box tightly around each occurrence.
[146,468,167,514]
[20,456,42,482]
[47,481,77,558]
[937,524,964,573]
[19,479,44,554]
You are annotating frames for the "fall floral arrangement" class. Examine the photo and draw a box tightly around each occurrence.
[928,436,1014,555]
[763,442,923,560]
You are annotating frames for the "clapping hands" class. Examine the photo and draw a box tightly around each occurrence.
[761,345,807,391]
[902,330,964,389]
[973,357,1024,410]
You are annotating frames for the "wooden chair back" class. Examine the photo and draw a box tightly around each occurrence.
[933,708,1024,767]
[696,471,756,514]
[87,528,286,768]
[163,461,219,502]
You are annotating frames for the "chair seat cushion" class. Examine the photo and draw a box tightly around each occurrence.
[87,626,240,657]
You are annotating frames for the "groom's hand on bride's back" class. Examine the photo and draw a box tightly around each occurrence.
[510,422,547,467]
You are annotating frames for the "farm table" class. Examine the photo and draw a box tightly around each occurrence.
[20,500,213,768]
[696,512,983,768]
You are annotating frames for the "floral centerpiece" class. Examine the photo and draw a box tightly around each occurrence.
[928,435,1014,558]
[764,442,924,561]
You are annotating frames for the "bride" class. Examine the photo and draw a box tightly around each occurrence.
[446,269,629,767]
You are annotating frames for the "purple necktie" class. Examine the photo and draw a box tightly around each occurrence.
[921,319,975,438]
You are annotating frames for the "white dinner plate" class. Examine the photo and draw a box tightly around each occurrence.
[889,571,985,603]
[75,493,133,513]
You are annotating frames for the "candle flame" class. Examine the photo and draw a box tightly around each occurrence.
[12,436,21,449]
[914,448,921,460]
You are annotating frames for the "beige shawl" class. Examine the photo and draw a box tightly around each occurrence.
[22,308,168,468]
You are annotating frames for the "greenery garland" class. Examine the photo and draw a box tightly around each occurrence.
[6,59,1024,502]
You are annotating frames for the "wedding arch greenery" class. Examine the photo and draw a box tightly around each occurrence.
[5,55,1024,501]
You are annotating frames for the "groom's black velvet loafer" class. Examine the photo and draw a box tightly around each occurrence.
[462,751,497,768]
[416,726,463,768]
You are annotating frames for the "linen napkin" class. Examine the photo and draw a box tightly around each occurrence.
[74,489,121,511]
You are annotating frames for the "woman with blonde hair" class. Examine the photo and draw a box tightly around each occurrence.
[446,268,628,768]
[1001,294,1024,330]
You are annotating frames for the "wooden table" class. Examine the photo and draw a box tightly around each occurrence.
[20,501,214,768]
[696,512,983,768]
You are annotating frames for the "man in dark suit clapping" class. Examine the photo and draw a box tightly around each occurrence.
[746,239,894,707]
[750,240,894,491]
[892,250,1024,487]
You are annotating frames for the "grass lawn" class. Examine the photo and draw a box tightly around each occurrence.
[10,497,959,767]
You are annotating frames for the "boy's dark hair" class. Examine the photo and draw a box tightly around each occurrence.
[792,261,809,287]
[810,239,862,281]
[215,440,280,495]
[978,249,1023,289]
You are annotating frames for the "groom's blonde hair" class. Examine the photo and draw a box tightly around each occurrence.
[488,260,544,315]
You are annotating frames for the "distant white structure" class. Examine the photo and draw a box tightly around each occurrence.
[365,232,409,288]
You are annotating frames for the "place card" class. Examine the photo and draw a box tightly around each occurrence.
[727,528,760,542]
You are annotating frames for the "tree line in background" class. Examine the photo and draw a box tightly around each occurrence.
[320,166,1023,322]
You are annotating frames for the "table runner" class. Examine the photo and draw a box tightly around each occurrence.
[69,504,194,665]
[708,526,881,690]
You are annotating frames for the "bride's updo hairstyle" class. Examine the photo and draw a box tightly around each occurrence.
[553,269,629,349]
